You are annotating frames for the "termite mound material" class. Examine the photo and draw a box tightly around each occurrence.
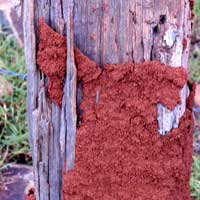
[62,50,195,200]
[189,0,195,22]
[27,21,195,200]
[37,18,67,107]
[26,189,35,200]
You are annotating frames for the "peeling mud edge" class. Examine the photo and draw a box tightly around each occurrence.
[37,18,67,107]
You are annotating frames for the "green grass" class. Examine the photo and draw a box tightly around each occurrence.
[194,0,200,17]
[0,33,29,168]
[190,47,200,84]
[191,156,200,200]
[190,0,200,83]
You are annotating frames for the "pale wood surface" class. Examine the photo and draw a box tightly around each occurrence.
[63,0,77,172]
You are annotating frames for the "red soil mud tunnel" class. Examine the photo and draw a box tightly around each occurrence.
[27,20,195,200]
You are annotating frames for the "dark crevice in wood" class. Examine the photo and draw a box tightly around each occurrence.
[141,39,144,62]
[49,0,51,26]
[60,0,64,19]
[150,24,158,61]
[159,15,166,24]
[153,25,159,34]
[76,81,83,126]
[129,9,136,24]
[131,50,134,63]
[99,0,105,66]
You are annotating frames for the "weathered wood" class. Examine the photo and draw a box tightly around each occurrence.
[24,0,64,200]
[63,0,77,171]
[23,0,37,154]
[49,1,64,199]
[24,0,77,198]
[23,2,40,199]
[152,0,192,135]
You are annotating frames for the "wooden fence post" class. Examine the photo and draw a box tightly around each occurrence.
[23,0,193,199]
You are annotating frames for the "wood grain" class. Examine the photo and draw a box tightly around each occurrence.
[24,0,64,199]
[63,0,77,172]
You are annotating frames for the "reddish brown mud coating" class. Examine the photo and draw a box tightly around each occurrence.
[26,189,36,200]
[189,0,195,20]
[62,50,195,200]
[31,20,194,200]
[37,18,67,107]
[27,49,195,200]
[189,0,194,11]
[182,38,188,51]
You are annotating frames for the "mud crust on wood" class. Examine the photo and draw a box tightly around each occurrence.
[24,0,192,200]
[73,0,192,135]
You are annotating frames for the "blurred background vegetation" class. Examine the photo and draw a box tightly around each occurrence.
[190,0,200,84]
[0,0,199,199]
[0,32,29,170]
[190,1,200,199]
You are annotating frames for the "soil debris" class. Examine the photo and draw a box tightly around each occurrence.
[37,18,67,107]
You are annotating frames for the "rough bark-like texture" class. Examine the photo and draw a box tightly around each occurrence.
[24,0,192,200]
[24,1,65,200]
[24,0,78,199]
[62,0,77,172]
[63,51,194,200]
